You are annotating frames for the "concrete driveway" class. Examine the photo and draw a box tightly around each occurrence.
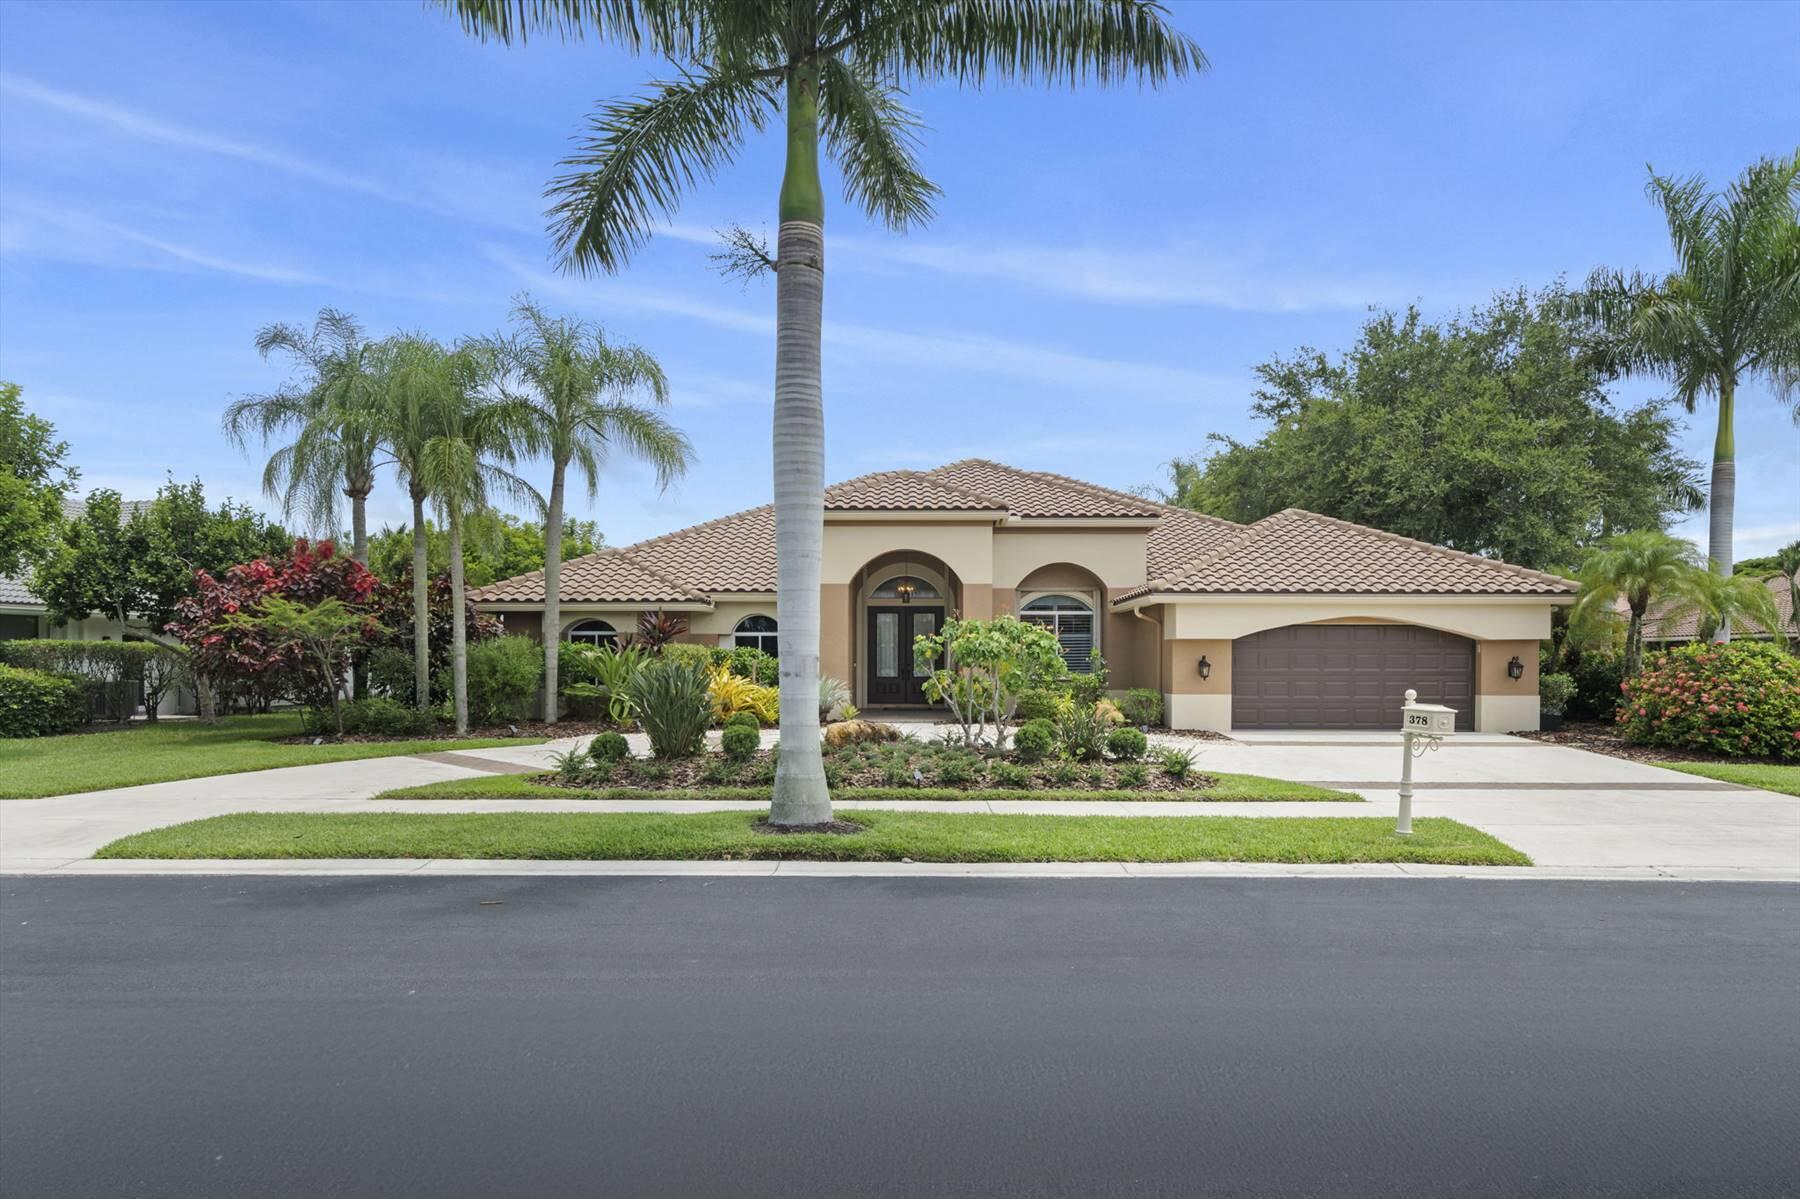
[1,729,1794,879]
[1179,730,1798,876]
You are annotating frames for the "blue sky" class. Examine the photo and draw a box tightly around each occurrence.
[2,0,1797,557]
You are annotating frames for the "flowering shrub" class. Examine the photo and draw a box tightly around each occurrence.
[1617,642,1800,760]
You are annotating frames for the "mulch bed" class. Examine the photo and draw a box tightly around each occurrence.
[1516,720,1792,767]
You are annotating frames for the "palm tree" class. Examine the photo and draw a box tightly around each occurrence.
[409,338,542,733]
[1777,541,1800,648]
[223,308,387,565]
[1664,567,1786,645]
[1576,152,1800,641]
[437,0,1204,826]
[1574,530,1706,677]
[380,334,455,710]
[494,297,692,723]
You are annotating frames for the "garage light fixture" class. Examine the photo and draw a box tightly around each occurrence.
[1197,655,1211,680]
[1507,655,1524,681]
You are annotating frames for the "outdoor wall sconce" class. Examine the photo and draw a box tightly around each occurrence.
[1197,655,1212,680]
[1507,655,1524,681]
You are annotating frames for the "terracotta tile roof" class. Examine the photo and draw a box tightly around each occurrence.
[624,505,778,594]
[469,549,708,605]
[1116,508,1580,601]
[1144,506,1246,580]
[824,469,1004,512]
[926,460,1163,519]
[1644,574,1795,641]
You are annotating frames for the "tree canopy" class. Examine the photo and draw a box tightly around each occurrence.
[365,511,601,589]
[0,382,78,577]
[1155,287,1704,571]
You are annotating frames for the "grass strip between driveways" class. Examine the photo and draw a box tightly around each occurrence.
[95,811,1528,866]
[374,772,1360,803]
[1650,760,1800,797]
[0,714,544,799]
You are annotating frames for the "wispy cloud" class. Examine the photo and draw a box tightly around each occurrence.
[487,247,1240,401]
[659,221,1437,313]
[2,203,320,284]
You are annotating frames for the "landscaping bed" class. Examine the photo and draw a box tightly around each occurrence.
[378,772,1358,803]
[95,810,1528,866]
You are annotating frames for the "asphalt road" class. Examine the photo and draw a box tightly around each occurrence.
[2,878,1796,1199]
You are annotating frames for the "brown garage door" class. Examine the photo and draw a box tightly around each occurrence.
[1232,625,1475,730]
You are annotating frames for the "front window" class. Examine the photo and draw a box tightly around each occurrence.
[733,614,778,657]
[566,619,618,647]
[1019,593,1097,672]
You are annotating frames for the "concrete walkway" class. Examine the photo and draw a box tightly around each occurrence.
[1,728,1794,880]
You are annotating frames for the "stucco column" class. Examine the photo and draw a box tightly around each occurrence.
[960,582,993,620]
[1162,637,1232,731]
[820,583,853,691]
[1475,639,1539,733]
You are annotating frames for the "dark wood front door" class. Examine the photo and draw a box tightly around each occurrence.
[865,605,943,706]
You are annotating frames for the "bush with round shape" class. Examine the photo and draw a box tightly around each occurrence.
[1538,672,1576,718]
[0,664,88,738]
[589,731,631,763]
[1617,642,1800,760]
[1011,718,1056,763]
[1106,727,1148,761]
[720,723,760,762]
[724,710,762,732]
[1013,688,1064,724]
[1120,688,1163,728]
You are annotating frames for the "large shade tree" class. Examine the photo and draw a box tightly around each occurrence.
[1577,152,1800,640]
[494,297,691,722]
[437,0,1205,825]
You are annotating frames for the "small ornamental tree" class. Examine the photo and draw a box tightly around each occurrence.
[914,616,1066,750]
[167,539,378,719]
[225,595,382,735]
[1617,642,1800,760]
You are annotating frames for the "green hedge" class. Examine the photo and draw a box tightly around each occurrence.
[1617,642,1800,760]
[0,664,89,738]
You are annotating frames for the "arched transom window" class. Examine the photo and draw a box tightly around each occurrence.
[734,614,778,657]
[1019,593,1097,672]
[870,575,941,602]
[566,619,618,647]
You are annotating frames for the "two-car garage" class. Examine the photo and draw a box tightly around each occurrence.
[1230,624,1476,731]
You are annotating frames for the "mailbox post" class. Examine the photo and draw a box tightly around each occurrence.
[1396,688,1456,836]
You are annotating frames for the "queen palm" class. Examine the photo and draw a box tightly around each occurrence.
[494,297,692,722]
[410,338,543,733]
[223,308,386,566]
[1664,566,1785,646]
[1574,530,1706,677]
[439,0,1204,825]
[1578,152,1800,641]
[380,334,458,710]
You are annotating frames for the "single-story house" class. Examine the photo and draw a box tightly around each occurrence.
[471,460,1578,732]
[1642,572,1797,645]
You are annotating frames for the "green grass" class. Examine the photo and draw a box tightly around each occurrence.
[0,714,543,799]
[374,771,1360,803]
[1653,760,1800,796]
[96,810,1527,866]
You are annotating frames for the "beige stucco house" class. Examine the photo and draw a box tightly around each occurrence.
[471,460,1577,733]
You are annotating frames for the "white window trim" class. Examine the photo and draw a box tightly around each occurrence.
[732,613,780,656]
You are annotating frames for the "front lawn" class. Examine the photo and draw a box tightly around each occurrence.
[1654,760,1800,796]
[96,810,1528,865]
[0,714,544,799]
[376,772,1359,802]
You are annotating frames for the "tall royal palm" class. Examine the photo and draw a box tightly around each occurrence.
[412,339,543,734]
[496,297,692,722]
[224,308,387,566]
[1579,152,1800,640]
[439,0,1204,824]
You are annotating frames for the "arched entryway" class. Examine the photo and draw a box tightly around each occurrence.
[848,551,961,708]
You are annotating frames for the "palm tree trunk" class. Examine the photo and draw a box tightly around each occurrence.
[767,64,831,827]
[1708,380,1735,643]
[542,461,567,724]
[411,488,431,712]
[449,510,470,736]
[347,483,371,699]
[1625,608,1644,678]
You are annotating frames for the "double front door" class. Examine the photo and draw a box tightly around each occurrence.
[866,605,943,706]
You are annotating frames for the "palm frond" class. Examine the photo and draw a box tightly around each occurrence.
[546,70,776,274]
[820,56,940,230]
[432,0,706,57]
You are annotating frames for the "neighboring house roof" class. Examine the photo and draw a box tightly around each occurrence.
[1642,574,1796,641]
[0,574,41,607]
[61,497,154,523]
[471,463,1576,606]
[2,497,160,612]
[1115,509,1580,601]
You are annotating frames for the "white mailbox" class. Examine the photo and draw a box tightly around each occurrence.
[1401,693,1457,738]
